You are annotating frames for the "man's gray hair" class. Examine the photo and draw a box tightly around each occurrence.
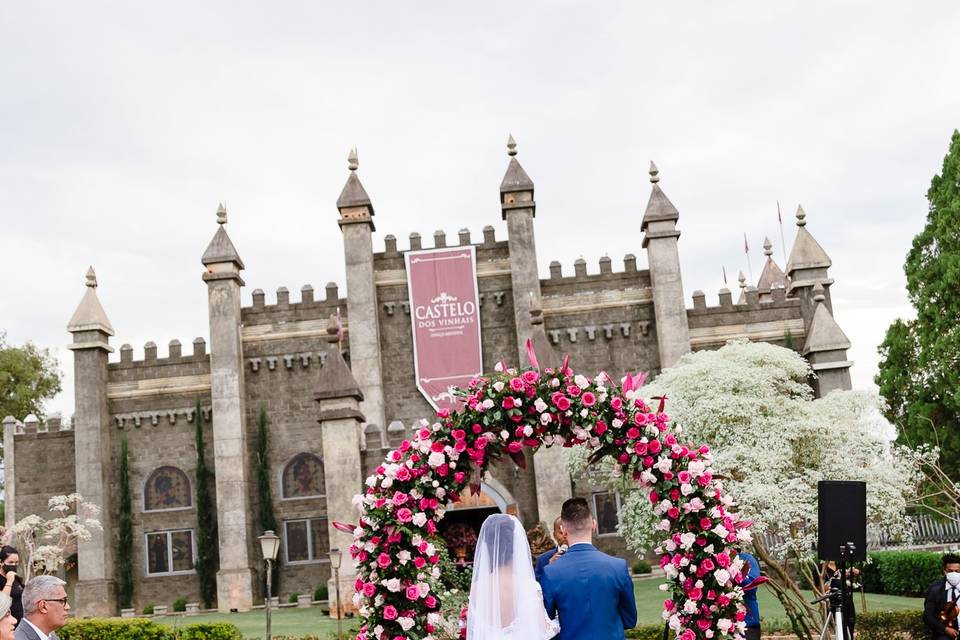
[22,575,66,614]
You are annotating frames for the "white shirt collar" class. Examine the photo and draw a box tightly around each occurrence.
[24,618,49,640]
[568,541,593,549]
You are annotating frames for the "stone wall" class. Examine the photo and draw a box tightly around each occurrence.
[11,423,77,523]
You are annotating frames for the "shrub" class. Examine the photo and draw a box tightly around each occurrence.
[864,550,943,596]
[855,610,926,640]
[59,619,243,640]
[177,622,243,640]
[289,591,301,604]
[625,624,665,640]
[632,559,652,574]
[172,597,188,613]
[142,603,155,615]
[314,584,329,601]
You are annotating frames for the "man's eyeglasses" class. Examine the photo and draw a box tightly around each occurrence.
[42,598,68,607]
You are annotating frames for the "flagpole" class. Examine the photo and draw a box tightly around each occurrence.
[744,233,754,284]
[777,200,788,266]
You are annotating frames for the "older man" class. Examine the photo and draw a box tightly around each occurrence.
[15,576,70,640]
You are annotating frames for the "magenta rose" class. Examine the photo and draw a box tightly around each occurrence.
[377,553,391,568]
[396,508,413,523]
[509,377,525,392]
[363,582,376,597]
[581,391,596,406]
[383,605,398,620]
[556,396,571,411]
[405,585,420,601]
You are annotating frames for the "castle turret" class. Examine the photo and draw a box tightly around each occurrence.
[757,236,787,301]
[785,205,834,323]
[642,162,690,369]
[201,204,256,611]
[802,282,853,395]
[67,267,118,616]
[500,135,542,361]
[337,149,386,431]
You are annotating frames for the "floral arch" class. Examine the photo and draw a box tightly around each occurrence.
[347,342,752,640]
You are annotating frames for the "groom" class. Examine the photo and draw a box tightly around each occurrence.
[541,497,638,640]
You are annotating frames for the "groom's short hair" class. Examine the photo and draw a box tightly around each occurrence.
[560,497,592,533]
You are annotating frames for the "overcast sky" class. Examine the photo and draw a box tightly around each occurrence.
[2,2,958,419]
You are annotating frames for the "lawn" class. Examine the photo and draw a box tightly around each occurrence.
[153,580,924,638]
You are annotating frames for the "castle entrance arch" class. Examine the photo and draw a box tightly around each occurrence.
[441,479,516,562]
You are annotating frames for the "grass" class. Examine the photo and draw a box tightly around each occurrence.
[153,582,925,638]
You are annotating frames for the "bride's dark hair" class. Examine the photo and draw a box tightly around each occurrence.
[480,514,515,571]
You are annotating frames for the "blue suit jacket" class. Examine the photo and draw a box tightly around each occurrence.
[541,543,638,640]
[535,547,559,583]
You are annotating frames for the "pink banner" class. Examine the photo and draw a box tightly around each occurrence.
[405,246,483,411]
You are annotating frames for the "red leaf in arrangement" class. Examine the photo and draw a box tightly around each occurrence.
[508,449,527,469]
[624,372,634,392]
[332,521,358,535]
[653,395,668,413]
[525,338,540,371]
[560,354,569,376]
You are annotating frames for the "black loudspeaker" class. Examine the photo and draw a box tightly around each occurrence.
[817,480,867,562]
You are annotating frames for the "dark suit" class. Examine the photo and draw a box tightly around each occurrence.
[923,577,958,640]
[535,547,559,583]
[541,543,637,640]
[14,619,59,640]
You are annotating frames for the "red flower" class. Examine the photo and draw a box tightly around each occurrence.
[581,391,596,406]
[383,605,398,620]
[377,553,392,568]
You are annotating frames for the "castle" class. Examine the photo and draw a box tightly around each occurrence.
[2,140,852,616]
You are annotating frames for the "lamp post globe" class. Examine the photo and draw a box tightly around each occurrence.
[259,530,281,640]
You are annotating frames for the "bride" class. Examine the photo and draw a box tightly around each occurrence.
[466,513,561,640]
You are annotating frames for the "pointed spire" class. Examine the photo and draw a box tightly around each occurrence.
[337,147,374,222]
[68,266,115,336]
[202,203,245,269]
[315,315,364,402]
[641,161,680,237]
[737,270,747,304]
[803,282,851,355]
[500,134,534,197]
[763,236,773,257]
[786,205,831,275]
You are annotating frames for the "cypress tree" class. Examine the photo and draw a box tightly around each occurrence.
[194,400,218,608]
[256,406,279,594]
[117,436,134,608]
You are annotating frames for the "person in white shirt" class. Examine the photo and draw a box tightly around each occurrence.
[0,592,17,640]
[14,576,70,640]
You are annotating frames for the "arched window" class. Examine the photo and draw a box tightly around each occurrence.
[281,453,324,499]
[144,466,192,511]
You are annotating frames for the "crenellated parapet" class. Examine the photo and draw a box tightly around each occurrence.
[242,283,347,326]
[686,284,804,351]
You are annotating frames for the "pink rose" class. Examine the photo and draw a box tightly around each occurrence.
[594,421,608,435]
[667,507,680,519]
[406,585,420,601]
[696,618,711,631]
[581,391,596,406]
[626,427,640,440]
[663,599,675,611]
[678,471,692,484]
[507,441,523,453]
[634,441,648,456]
[715,552,731,568]
[362,582,376,597]
[383,605,398,620]
[648,439,662,454]
[522,371,539,384]
[414,556,426,569]
[396,467,411,481]
[502,396,515,409]
[393,492,409,506]
[687,587,702,601]
[510,377,525,392]
[566,384,581,397]
[556,396,571,411]
[425,595,438,609]
[396,508,413,523]
[377,553,391,568]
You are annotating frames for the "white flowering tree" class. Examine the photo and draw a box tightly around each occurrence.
[2,493,102,581]
[568,340,924,639]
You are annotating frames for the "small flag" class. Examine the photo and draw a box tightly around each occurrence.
[722,266,728,285]
[743,232,750,254]
[777,200,782,224]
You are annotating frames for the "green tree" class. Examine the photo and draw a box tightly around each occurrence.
[117,437,134,609]
[0,332,61,420]
[194,400,218,608]
[877,130,960,478]
[255,406,279,595]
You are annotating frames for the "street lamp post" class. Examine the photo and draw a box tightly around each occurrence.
[258,530,281,640]
[329,548,343,640]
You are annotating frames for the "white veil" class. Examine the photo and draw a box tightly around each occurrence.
[466,514,558,640]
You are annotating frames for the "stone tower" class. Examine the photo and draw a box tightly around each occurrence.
[201,205,256,611]
[641,163,691,369]
[337,149,386,432]
[67,267,118,616]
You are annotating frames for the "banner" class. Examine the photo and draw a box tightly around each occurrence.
[405,246,483,411]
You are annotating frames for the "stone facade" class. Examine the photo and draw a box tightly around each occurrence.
[3,140,853,615]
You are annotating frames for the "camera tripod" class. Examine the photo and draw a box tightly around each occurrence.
[811,542,856,640]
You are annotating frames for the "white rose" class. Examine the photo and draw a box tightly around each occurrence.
[482,398,495,409]
[522,425,533,437]
[413,512,427,527]
[712,524,729,539]
[385,578,402,592]
[713,568,731,585]
[534,398,548,412]
[428,451,445,467]
[398,550,411,564]
[717,618,732,633]
[493,381,505,392]
[680,532,696,549]
[683,600,697,614]
[398,616,415,631]
[680,483,695,496]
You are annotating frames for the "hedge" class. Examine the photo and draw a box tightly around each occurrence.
[626,624,665,639]
[59,619,242,640]
[854,610,927,640]
[862,550,944,596]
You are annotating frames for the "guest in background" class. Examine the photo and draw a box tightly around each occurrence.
[0,547,23,623]
[738,552,762,640]
[0,592,16,640]
[535,517,568,583]
[924,553,960,640]
[822,559,858,638]
[15,575,70,640]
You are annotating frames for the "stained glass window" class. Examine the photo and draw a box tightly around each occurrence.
[144,466,192,511]
[281,453,324,499]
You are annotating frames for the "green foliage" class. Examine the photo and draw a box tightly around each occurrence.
[314,584,329,601]
[256,406,279,595]
[142,603,155,615]
[854,610,927,640]
[625,624,666,639]
[877,130,960,480]
[632,559,652,574]
[172,597,188,612]
[118,437,134,609]
[862,550,943,596]
[289,592,301,604]
[194,400,218,608]
[59,619,242,640]
[432,537,473,593]
[0,332,61,421]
